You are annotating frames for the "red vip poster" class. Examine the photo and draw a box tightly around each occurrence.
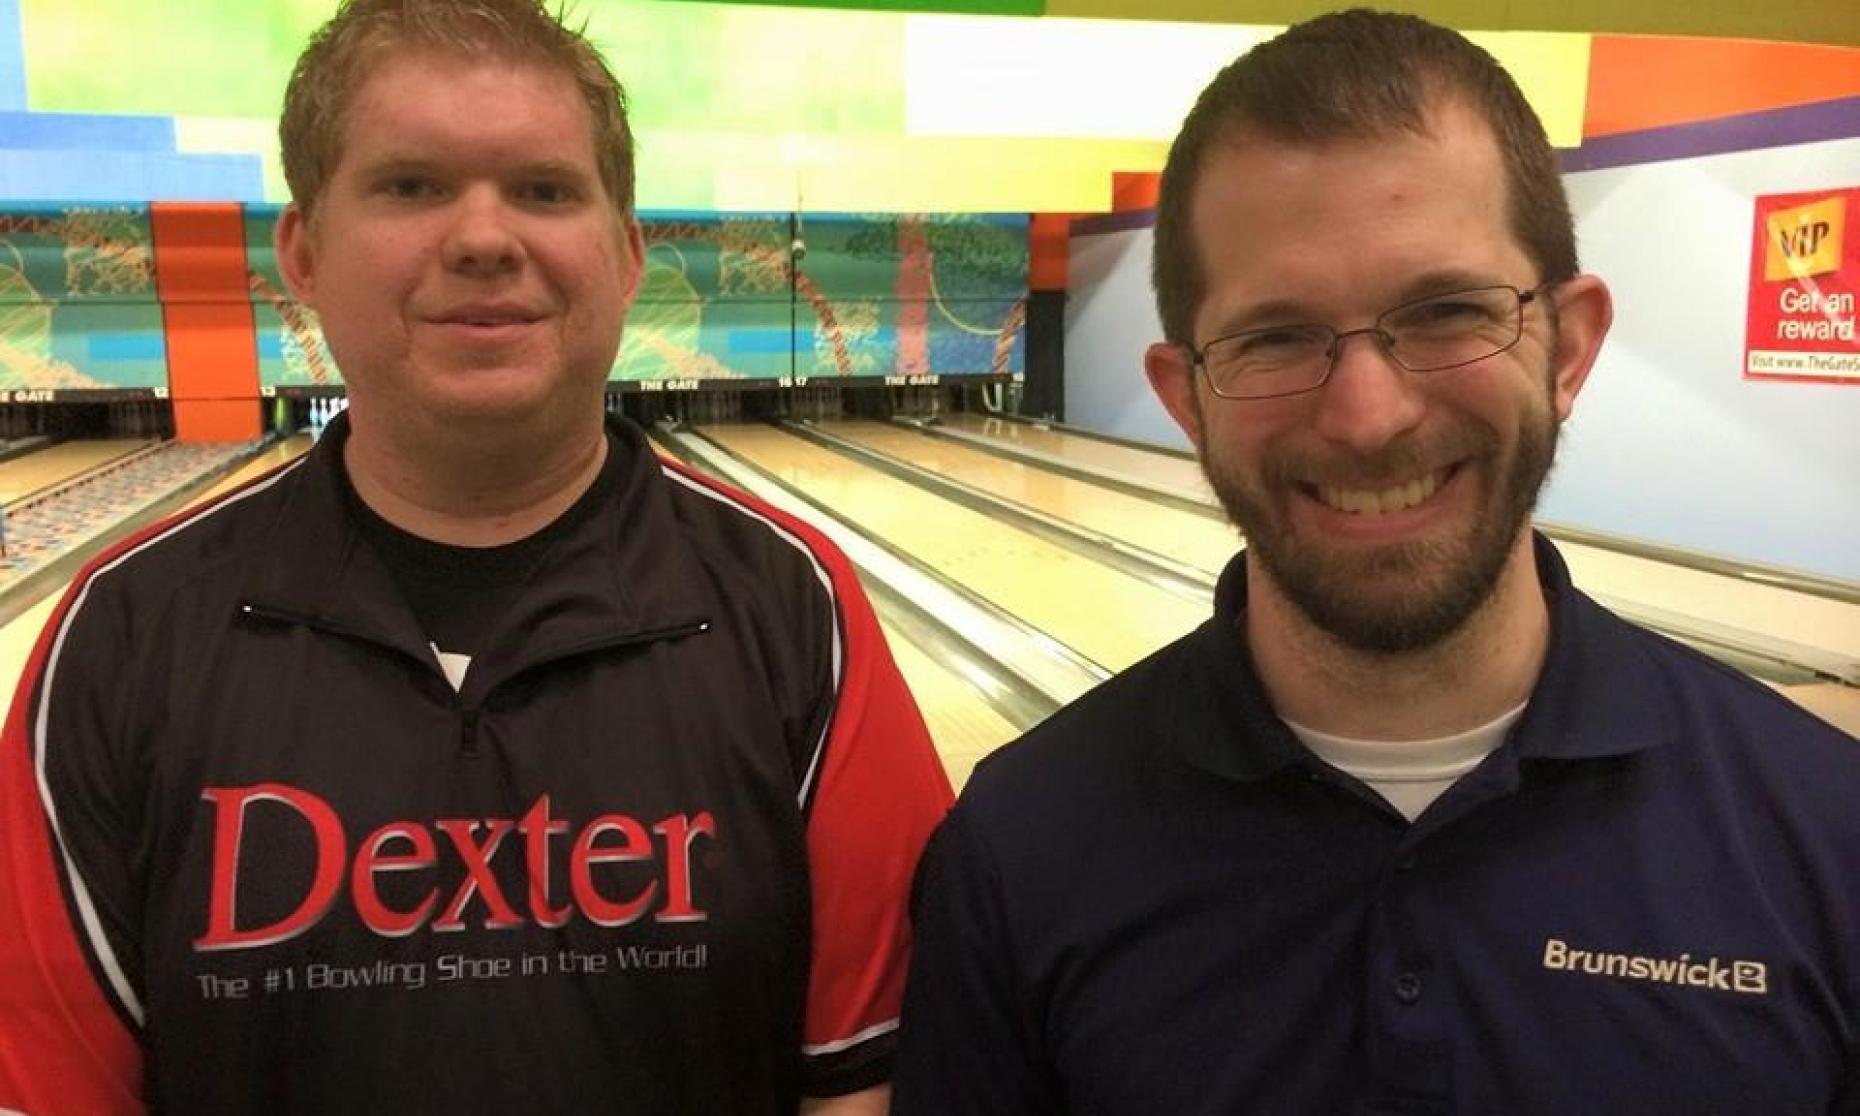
[1746,188,1860,385]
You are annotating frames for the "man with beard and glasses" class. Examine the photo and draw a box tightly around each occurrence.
[893,10,1860,1115]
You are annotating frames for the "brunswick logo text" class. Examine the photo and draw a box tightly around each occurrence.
[1542,938,1768,996]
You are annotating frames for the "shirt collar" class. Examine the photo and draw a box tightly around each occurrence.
[235,412,713,687]
[1172,530,1671,783]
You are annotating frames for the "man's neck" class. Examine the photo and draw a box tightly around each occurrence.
[1246,531,1549,741]
[343,413,610,548]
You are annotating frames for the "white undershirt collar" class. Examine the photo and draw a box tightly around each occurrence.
[1284,700,1528,822]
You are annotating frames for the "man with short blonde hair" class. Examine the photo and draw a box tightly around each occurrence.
[0,3,948,1113]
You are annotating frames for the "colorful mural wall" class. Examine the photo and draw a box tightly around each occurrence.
[0,203,165,395]
[2,203,1026,398]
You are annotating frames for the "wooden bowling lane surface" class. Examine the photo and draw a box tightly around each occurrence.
[1776,682,1860,737]
[0,435,316,718]
[936,412,1213,503]
[0,439,158,504]
[1555,540,1860,666]
[882,625,1020,789]
[696,422,1207,675]
[818,419,1240,577]
[185,433,315,506]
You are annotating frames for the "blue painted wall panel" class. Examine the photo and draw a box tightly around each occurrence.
[0,149,264,201]
[0,110,176,150]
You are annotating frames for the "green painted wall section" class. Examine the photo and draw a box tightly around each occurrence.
[23,0,905,131]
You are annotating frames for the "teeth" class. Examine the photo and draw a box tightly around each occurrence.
[1319,470,1444,515]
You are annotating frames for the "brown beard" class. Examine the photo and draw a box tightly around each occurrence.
[1197,374,1559,654]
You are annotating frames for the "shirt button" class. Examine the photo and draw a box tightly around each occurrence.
[1392,972,1424,1004]
[1395,852,1418,872]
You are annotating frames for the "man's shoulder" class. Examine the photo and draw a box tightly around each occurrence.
[67,452,303,609]
[1617,610,1854,744]
[650,453,853,599]
[1604,609,1860,805]
[958,627,1209,823]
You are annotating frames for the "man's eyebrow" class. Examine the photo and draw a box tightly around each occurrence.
[349,156,596,180]
[352,154,440,177]
[1207,299,1322,338]
[513,160,596,179]
[1390,270,1509,302]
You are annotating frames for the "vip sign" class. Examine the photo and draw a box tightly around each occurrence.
[1746,188,1860,384]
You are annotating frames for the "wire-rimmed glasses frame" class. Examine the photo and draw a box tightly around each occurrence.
[1186,283,1554,401]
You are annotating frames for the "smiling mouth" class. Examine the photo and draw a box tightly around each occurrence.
[1315,466,1453,515]
[430,305,545,328]
[446,316,537,327]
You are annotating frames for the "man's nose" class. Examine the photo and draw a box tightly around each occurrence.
[440,187,524,277]
[1308,327,1428,453]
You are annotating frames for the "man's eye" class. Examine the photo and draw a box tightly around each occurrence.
[1234,328,1322,356]
[382,177,440,200]
[1396,299,1490,328]
[519,181,578,206]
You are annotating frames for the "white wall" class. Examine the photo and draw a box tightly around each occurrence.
[1549,136,1859,579]
[1063,224,1186,450]
[1063,135,1860,580]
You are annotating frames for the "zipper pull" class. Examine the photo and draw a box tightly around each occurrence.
[460,709,480,757]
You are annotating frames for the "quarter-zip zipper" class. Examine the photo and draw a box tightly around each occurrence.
[242,601,713,758]
[460,708,481,756]
[462,619,714,701]
[237,600,435,673]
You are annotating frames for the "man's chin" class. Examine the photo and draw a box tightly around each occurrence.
[1257,532,1503,655]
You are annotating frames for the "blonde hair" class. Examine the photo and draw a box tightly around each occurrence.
[279,0,635,217]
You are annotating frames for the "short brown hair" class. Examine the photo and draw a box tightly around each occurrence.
[1151,8,1576,344]
[279,0,636,217]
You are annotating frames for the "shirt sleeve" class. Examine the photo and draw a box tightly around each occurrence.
[892,805,1059,1116]
[796,543,954,1097]
[0,577,146,1115]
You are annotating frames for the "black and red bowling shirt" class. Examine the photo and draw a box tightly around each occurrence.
[0,415,952,1114]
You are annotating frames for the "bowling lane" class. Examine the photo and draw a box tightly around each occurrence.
[0,435,315,718]
[696,422,1208,674]
[1777,682,1860,737]
[1555,541,1860,672]
[187,433,315,505]
[817,419,1240,577]
[0,439,158,504]
[883,628,1020,789]
[936,411,1214,504]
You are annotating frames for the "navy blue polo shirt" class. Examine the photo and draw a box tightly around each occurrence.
[895,535,1860,1115]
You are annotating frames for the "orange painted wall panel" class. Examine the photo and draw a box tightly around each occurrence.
[174,398,264,443]
[149,203,261,442]
[1586,36,1860,138]
[1111,172,1161,212]
[1030,212,1073,290]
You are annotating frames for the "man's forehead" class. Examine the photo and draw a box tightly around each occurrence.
[347,46,581,107]
[336,49,598,163]
[1184,106,1523,331]
[1199,96,1498,179]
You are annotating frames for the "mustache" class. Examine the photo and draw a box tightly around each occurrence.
[1261,427,1497,489]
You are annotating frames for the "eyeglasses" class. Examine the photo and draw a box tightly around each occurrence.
[1187,284,1552,401]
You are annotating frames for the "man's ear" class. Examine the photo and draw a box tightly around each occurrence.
[617,215,646,310]
[1144,341,1205,453]
[1546,274,1613,421]
[275,203,318,306]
